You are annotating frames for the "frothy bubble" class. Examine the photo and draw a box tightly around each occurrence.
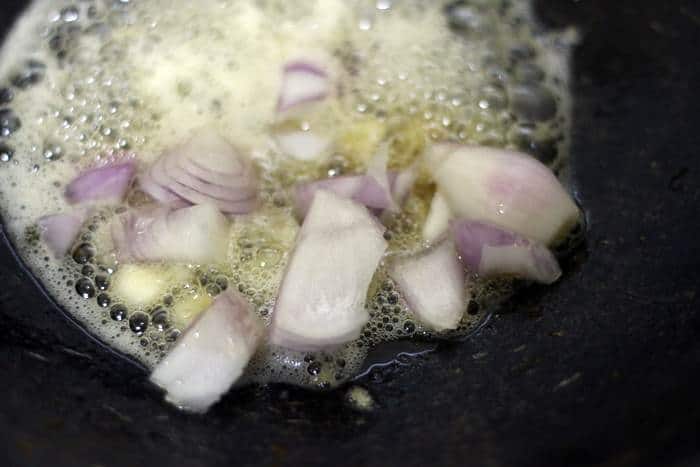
[0,0,576,389]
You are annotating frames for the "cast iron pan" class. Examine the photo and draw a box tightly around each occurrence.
[1,1,699,466]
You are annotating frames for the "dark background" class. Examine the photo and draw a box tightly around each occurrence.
[1,0,700,466]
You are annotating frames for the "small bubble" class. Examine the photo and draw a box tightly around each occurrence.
[510,85,557,122]
[43,142,63,161]
[307,361,322,376]
[0,143,14,162]
[96,293,111,308]
[129,312,149,335]
[510,44,537,63]
[94,275,110,291]
[81,265,94,276]
[11,60,46,89]
[60,6,79,23]
[75,278,95,299]
[215,276,228,291]
[0,88,13,105]
[445,4,485,33]
[206,284,221,296]
[110,304,127,321]
[257,247,281,267]
[403,321,416,334]
[151,308,170,332]
[0,108,21,137]
[515,63,545,84]
[72,243,95,264]
[376,0,392,10]
[166,329,181,342]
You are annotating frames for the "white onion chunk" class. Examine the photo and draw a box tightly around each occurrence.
[430,145,580,245]
[389,241,468,331]
[270,190,387,351]
[150,290,264,413]
[111,204,230,264]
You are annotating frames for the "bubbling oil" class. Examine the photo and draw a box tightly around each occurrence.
[0,0,577,389]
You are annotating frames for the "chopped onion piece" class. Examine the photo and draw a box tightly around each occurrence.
[431,146,580,245]
[294,148,414,218]
[271,190,388,351]
[65,162,136,205]
[277,61,331,113]
[140,130,258,214]
[423,191,452,243]
[150,290,264,413]
[451,219,562,284]
[365,145,395,207]
[299,188,386,235]
[275,131,332,161]
[389,241,468,331]
[294,175,393,218]
[388,167,418,206]
[112,204,230,264]
[425,142,461,168]
[37,212,86,258]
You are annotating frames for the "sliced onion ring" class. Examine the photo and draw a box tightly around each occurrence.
[139,129,258,215]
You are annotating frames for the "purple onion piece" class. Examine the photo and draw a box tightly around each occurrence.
[451,219,561,284]
[294,175,393,218]
[65,162,136,205]
[431,145,580,245]
[277,60,331,113]
[37,212,86,258]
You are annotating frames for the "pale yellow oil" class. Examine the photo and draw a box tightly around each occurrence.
[0,0,576,388]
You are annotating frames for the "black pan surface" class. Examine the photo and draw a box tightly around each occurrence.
[1,1,699,466]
